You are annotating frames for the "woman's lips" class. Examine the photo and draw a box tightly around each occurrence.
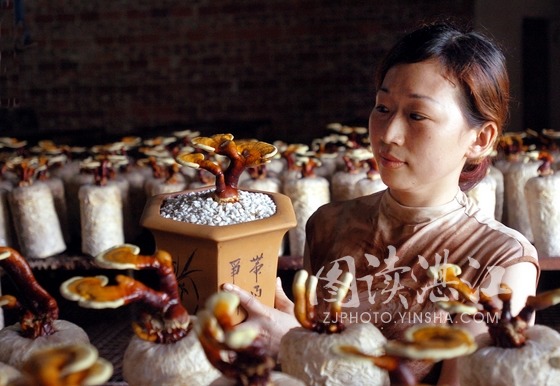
[379,153,405,168]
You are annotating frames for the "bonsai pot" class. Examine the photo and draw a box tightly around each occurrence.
[140,188,297,322]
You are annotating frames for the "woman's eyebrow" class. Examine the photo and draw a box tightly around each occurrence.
[379,86,442,106]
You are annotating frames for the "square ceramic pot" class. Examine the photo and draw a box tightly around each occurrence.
[140,188,297,321]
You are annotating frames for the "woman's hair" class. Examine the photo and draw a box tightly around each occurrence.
[375,21,510,191]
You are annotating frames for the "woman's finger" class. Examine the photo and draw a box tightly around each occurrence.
[221,282,266,316]
[274,277,294,313]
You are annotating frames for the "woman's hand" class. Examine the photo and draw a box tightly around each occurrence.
[222,277,300,358]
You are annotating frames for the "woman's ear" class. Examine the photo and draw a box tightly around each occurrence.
[466,122,498,160]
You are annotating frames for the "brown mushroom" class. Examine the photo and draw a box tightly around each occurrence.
[292,269,351,333]
[60,244,190,344]
[333,324,477,386]
[61,244,222,386]
[429,263,560,349]
[293,152,322,178]
[279,269,388,385]
[5,157,39,187]
[196,291,302,386]
[13,343,113,386]
[176,133,277,203]
[280,143,309,174]
[386,324,477,361]
[536,151,554,176]
[0,247,89,370]
[0,247,59,338]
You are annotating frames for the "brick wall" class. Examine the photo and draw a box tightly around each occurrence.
[1,0,473,144]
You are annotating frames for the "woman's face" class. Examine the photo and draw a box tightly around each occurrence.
[369,59,477,206]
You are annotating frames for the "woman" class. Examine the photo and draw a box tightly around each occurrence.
[224,21,539,385]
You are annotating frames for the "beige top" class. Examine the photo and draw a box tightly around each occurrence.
[304,189,539,379]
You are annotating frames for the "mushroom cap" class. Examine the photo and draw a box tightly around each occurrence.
[173,129,201,139]
[175,152,206,169]
[427,263,462,281]
[236,141,278,166]
[0,362,21,385]
[79,157,101,170]
[223,324,260,350]
[543,128,560,139]
[121,136,143,147]
[0,294,18,308]
[59,276,126,309]
[94,244,142,270]
[192,134,235,153]
[20,342,113,386]
[385,324,477,361]
[205,291,240,321]
[346,147,374,161]
[0,137,27,149]
[143,136,177,147]
[436,301,479,315]
[47,154,68,165]
[526,288,560,311]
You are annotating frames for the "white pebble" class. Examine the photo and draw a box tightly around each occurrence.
[160,189,277,226]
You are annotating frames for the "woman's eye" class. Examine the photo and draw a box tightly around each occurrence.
[410,113,426,121]
[374,104,389,113]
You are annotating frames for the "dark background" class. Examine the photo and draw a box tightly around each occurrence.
[1,0,559,146]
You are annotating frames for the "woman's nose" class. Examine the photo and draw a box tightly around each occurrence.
[380,115,405,146]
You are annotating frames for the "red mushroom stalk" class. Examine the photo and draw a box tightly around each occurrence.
[292,269,351,334]
[0,247,89,371]
[196,292,302,386]
[536,151,554,176]
[60,244,190,344]
[0,247,59,338]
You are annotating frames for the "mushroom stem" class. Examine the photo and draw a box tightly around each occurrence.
[0,247,59,338]
[342,155,357,173]
[537,151,554,176]
[197,293,275,386]
[326,271,352,333]
[300,157,319,178]
[221,139,244,190]
[292,269,351,334]
[292,270,314,330]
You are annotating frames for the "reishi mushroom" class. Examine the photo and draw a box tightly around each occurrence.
[282,152,330,257]
[429,263,560,386]
[525,151,560,257]
[77,157,125,256]
[176,133,277,203]
[59,244,220,386]
[5,156,67,258]
[196,291,304,386]
[278,270,390,386]
[333,324,477,386]
[330,147,370,201]
[4,342,113,386]
[0,247,89,370]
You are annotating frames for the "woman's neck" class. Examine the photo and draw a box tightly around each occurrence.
[387,187,460,207]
